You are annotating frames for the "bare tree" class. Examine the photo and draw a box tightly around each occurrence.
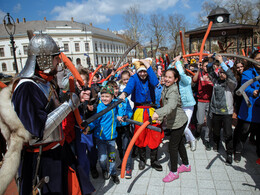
[123,5,144,58]
[198,1,216,25]
[167,13,187,57]
[148,14,166,56]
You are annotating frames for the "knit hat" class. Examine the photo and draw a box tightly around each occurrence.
[100,85,114,95]
[133,58,152,73]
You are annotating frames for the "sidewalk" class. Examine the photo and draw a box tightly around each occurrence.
[90,137,260,195]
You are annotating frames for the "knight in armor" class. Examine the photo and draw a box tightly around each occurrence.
[0,33,82,195]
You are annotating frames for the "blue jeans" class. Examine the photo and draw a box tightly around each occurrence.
[96,138,117,175]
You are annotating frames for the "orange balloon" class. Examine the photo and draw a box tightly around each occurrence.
[59,52,84,87]
[121,121,150,178]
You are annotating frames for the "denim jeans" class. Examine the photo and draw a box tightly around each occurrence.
[96,138,117,175]
[116,125,132,170]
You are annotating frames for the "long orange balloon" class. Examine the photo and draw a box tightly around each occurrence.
[59,52,84,87]
[180,31,187,61]
[69,76,84,130]
[88,64,103,87]
[183,53,209,58]
[103,63,129,82]
[199,21,213,62]
[242,49,246,57]
[0,81,7,89]
[186,69,195,76]
[121,120,150,178]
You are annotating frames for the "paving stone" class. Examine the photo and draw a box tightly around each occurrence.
[199,189,217,195]
[164,187,180,195]
[197,179,215,189]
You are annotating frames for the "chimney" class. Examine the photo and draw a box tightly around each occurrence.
[107,28,109,31]
[71,17,74,22]
[16,18,19,23]
[23,18,26,23]
[44,17,47,22]
[89,22,92,27]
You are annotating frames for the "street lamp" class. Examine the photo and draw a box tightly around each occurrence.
[18,50,23,69]
[4,13,18,74]
[150,38,153,58]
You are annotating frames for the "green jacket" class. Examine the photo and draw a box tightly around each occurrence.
[155,83,188,129]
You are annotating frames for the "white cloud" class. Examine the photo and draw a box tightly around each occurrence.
[51,0,179,24]
[0,9,6,23]
[181,0,190,9]
[13,3,21,13]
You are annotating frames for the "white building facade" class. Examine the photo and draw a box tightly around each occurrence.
[0,18,128,74]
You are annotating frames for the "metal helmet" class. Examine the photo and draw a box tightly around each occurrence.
[19,33,60,78]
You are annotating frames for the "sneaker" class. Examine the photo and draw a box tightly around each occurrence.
[226,154,233,165]
[162,172,179,183]
[177,164,191,173]
[91,168,99,179]
[185,142,190,149]
[102,170,110,180]
[190,140,196,151]
[139,161,145,170]
[234,153,241,163]
[111,174,120,184]
[205,141,211,151]
[151,161,163,171]
[213,143,219,152]
[125,169,132,179]
[256,158,260,165]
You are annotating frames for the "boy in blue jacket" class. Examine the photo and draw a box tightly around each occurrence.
[107,81,134,179]
[84,85,123,184]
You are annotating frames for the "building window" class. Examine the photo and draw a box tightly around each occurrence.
[113,45,115,52]
[116,45,118,53]
[95,43,98,52]
[104,56,107,63]
[23,45,28,55]
[100,43,102,52]
[75,43,80,52]
[64,43,69,52]
[104,43,106,52]
[85,42,89,52]
[2,63,7,71]
[0,48,5,57]
[10,47,13,56]
[13,62,16,71]
[107,44,110,52]
[101,56,103,64]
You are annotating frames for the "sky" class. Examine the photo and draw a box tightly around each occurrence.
[0,0,207,32]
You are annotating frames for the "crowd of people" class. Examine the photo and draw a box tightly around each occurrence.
[0,33,260,195]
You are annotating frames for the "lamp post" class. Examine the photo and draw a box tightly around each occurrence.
[18,50,23,69]
[4,13,18,74]
[150,38,153,58]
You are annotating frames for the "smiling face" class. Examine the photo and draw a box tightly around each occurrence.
[101,93,113,105]
[138,70,148,80]
[164,70,178,87]
[121,74,130,85]
[236,63,244,75]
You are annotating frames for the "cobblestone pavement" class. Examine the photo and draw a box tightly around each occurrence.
[90,135,260,195]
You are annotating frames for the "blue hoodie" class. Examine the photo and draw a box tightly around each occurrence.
[88,99,124,140]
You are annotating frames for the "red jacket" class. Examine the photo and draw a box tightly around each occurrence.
[196,71,213,102]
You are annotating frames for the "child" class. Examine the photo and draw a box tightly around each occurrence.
[107,81,133,179]
[207,54,237,164]
[84,85,122,184]
[118,70,134,109]
[152,68,190,182]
